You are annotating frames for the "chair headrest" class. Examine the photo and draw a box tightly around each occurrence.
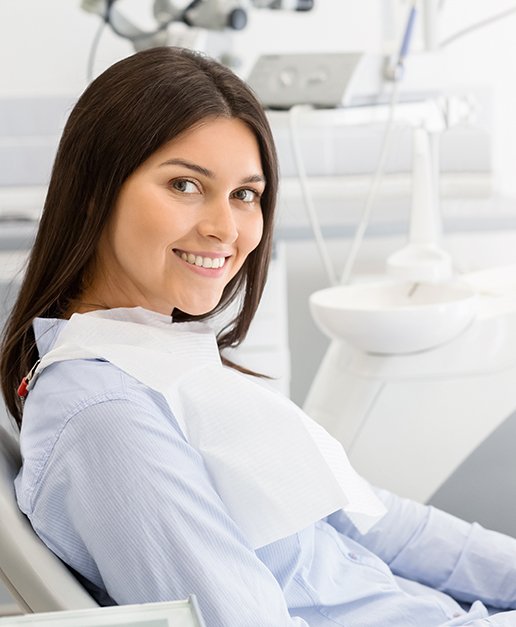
[0,406,21,477]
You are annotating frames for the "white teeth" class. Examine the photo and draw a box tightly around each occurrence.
[176,250,226,269]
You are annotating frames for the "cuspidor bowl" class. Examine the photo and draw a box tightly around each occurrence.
[309,280,478,354]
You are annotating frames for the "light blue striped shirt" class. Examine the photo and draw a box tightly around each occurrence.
[14,317,516,625]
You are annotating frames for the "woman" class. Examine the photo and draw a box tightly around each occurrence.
[2,47,516,626]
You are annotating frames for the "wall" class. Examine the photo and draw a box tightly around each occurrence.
[1,0,515,197]
[1,1,515,192]
[0,0,381,96]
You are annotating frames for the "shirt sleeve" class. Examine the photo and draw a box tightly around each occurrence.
[327,485,516,610]
[28,392,308,627]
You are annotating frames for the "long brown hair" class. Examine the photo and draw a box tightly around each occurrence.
[0,46,278,426]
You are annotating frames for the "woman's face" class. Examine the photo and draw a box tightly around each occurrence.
[87,117,265,316]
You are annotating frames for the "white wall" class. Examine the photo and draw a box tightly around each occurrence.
[0,0,382,96]
[1,1,515,191]
[0,1,129,96]
[428,0,516,197]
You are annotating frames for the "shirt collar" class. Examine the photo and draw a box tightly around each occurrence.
[33,317,67,357]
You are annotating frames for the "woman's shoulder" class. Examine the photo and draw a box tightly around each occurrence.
[26,356,153,420]
[20,357,176,467]
[16,357,180,514]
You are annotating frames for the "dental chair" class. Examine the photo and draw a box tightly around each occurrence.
[0,408,205,626]
[0,409,98,614]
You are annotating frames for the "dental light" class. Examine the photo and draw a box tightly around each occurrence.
[81,0,313,51]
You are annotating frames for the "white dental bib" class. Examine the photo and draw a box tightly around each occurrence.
[30,307,386,548]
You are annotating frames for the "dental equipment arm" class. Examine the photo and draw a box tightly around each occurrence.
[81,0,313,51]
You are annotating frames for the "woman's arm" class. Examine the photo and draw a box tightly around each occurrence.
[327,486,516,610]
[28,392,308,626]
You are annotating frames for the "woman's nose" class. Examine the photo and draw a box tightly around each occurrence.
[198,198,238,244]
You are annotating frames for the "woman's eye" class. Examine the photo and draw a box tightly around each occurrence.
[234,188,259,203]
[171,179,198,194]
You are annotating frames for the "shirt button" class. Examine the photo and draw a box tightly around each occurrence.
[452,613,462,618]
[348,552,359,561]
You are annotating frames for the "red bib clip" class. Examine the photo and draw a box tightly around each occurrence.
[17,360,41,399]
[17,377,29,399]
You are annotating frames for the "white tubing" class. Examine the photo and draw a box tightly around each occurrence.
[288,105,339,286]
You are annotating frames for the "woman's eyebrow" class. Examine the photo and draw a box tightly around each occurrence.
[159,158,212,178]
[159,158,266,186]
[241,174,266,185]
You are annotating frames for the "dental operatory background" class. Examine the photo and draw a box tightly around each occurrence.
[1,0,516,614]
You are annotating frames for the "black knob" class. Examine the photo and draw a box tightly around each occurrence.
[228,8,247,29]
[296,0,314,10]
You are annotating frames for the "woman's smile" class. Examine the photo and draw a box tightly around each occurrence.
[173,249,228,270]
